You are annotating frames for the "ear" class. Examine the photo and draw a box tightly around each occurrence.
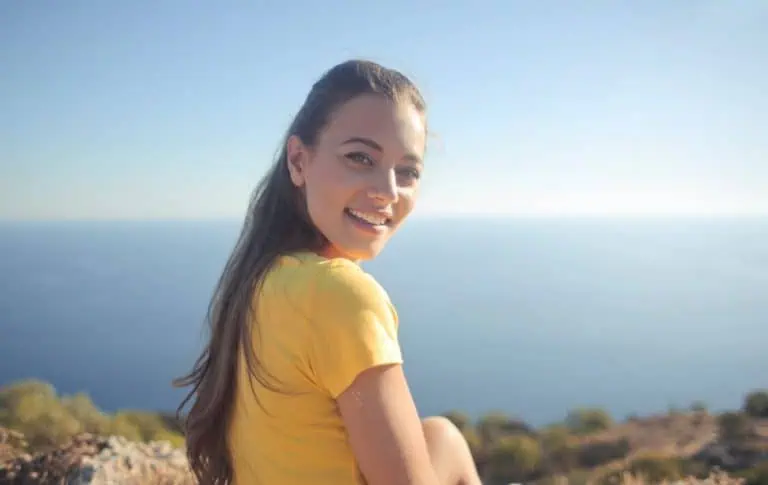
[286,135,309,187]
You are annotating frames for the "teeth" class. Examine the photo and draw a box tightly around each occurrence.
[348,209,388,225]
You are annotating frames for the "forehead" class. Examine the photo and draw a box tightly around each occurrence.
[321,94,426,155]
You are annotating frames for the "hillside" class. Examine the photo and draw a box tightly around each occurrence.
[2,423,764,485]
[1,379,767,484]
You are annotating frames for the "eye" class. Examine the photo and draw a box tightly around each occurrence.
[398,167,422,181]
[345,152,375,166]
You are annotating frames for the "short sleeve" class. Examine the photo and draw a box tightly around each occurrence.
[307,262,403,398]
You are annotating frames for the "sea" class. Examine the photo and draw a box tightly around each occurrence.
[0,216,766,427]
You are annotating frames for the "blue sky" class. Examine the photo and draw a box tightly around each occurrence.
[2,1,766,220]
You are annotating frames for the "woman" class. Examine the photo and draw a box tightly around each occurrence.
[175,59,482,485]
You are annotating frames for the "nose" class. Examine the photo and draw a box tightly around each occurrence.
[368,168,399,204]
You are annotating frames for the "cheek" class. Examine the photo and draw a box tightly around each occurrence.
[304,168,346,218]
[396,188,418,218]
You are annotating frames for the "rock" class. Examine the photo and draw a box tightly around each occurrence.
[0,429,194,484]
[0,432,106,484]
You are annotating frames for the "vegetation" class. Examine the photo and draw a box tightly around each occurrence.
[719,411,754,442]
[744,391,768,419]
[437,391,768,485]
[737,461,768,485]
[0,379,184,452]
[1,379,767,485]
[565,408,614,435]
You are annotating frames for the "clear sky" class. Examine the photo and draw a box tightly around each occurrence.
[2,1,766,220]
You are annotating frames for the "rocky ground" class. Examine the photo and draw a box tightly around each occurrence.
[0,428,194,484]
[2,422,765,485]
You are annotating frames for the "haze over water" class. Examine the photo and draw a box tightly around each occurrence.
[1,216,765,425]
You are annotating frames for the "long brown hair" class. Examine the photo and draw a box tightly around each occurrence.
[173,59,427,485]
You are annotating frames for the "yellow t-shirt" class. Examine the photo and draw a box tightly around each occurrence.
[227,251,403,485]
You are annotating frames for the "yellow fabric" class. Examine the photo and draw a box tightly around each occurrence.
[227,251,403,485]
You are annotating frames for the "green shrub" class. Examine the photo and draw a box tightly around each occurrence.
[744,390,768,418]
[595,455,684,485]
[151,429,186,448]
[60,392,111,435]
[460,426,483,458]
[539,425,577,474]
[738,461,768,485]
[682,459,712,479]
[106,413,143,442]
[116,411,173,441]
[157,411,185,434]
[485,434,543,484]
[0,380,81,448]
[565,408,613,435]
[718,411,753,442]
[690,400,708,413]
[0,379,185,450]
[476,411,533,449]
[441,410,471,431]
[576,438,630,468]
[627,455,684,482]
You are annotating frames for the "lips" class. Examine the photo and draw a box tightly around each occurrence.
[345,208,392,226]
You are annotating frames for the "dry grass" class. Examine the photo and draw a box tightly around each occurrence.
[577,412,719,458]
[542,469,745,485]
[128,469,745,485]
[755,420,768,439]
[4,417,765,485]
[612,469,744,485]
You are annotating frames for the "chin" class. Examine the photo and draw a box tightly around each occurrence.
[333,239,389,262]
[344,246,383,262]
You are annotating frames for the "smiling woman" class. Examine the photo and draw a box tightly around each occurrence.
[173,60,482,485]
[286,93,425,261]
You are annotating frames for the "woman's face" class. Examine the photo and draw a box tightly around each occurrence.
[287,94,426,262]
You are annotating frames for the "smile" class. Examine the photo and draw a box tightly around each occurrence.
[345,208,391,226]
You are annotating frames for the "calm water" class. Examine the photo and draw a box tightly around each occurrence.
[0,217,766,426]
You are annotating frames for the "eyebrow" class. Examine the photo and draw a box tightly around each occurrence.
[341,136,423,164]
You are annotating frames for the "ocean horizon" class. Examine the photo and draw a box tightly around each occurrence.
[1,216,766,426]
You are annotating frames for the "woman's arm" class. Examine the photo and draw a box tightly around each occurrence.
[337,363,441,485]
